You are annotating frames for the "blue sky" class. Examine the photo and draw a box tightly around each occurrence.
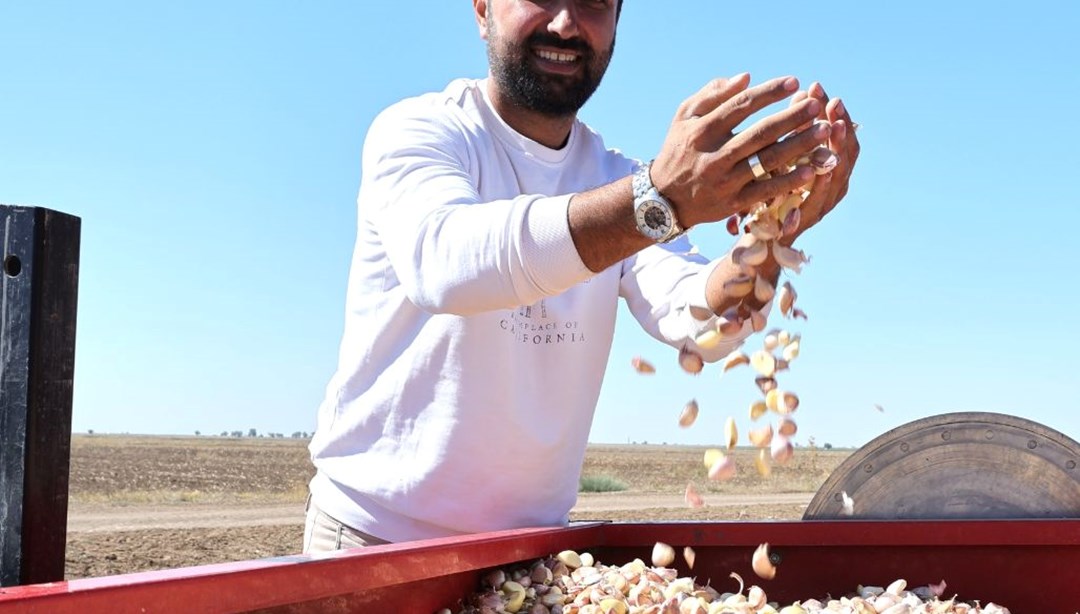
[2,2,1078,449]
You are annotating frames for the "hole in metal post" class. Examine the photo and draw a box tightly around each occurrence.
[4,255,21,277]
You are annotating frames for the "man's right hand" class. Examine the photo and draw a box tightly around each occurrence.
[649,74,832,230]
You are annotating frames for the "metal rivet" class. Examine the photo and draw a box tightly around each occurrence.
[1067,460,1076,470]
[900,442,910,453]
[834,492,843,502]
[768,550,782,565]
[985,430,994,440]
[863,463,873,473]
[1028,440,1038,450]
[941,431,952,441]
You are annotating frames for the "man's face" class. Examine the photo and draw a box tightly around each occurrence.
[484,1,618,117]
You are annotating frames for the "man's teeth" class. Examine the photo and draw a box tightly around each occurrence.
[536,49,576,63]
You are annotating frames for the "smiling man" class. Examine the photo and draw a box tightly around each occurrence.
[304,0,858,550]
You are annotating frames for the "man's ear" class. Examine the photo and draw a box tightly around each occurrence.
[473,0,489,41]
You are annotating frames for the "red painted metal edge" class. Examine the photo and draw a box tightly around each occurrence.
[3,520,1079,612]
[0,523,607,613]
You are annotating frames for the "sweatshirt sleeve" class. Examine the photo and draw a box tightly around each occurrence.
[619,236,762,362]
[361,102,593,316]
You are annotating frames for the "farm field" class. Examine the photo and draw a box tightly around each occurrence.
[64,435,851,580]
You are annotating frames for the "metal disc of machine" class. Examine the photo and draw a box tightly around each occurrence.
[803,412,1080,520]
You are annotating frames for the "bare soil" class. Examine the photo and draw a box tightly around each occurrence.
[63,436,848,580]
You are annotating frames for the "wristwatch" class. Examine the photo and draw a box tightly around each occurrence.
[632,162,684,243]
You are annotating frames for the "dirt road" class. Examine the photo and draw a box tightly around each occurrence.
[67,492,813,533]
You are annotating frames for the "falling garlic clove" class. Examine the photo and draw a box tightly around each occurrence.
[724,417,738,450]
[733,240,769,268]
[755,376,777,395]
[749,400,768,421]
[777,281,797,317]
[770,435,794,465]
[777,391,799,414]
[772,243,808,274]
[747,216,781,241]
[725,215,741,236]
[777,330,791,346]
[751,543,777,580]
[749,309,767,333]
[694,328,722,350]
[807,145,840,174]
[782,340,800,362]
[750,350,777,377]
[780,207,802,238]
[765,388,780,412]
[708,454,737,481]
[763,334,779,354]
[703,448,724,470]
[777,417,797,437]
[678,346,704,375]
[748,423,774,448]
[651,542,676,568]
[791,307,809,320]
[841,491,855,516]
[631,356,656,374]
[684,482,705,509]
[678,399,699,428]
[753,274,775,303]
[721,350,750,373]
[755,448,772,477]
[683,547,696,570]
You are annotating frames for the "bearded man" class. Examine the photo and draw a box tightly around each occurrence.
[304,0,858,549]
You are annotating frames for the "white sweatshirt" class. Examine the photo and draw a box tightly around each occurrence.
[308,78,753,542]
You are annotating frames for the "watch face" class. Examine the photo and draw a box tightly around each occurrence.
[635,200,672,240]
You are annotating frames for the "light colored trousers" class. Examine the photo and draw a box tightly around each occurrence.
[303,496,390,552]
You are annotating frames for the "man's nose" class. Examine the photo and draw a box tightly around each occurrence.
[547,2,579,39]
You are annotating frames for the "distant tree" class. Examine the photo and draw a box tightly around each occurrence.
[248,428,258,437]
[231,430,243,438]
[194,430,201,436]
[291,431,302,438]
[87,429,94,435]
[823,443,833,450]
[221,431,228,437]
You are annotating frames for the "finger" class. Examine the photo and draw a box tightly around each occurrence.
[721,97,821,164]
[809,82,830,120]
[789,90,808,108]
[738,120,831,184]
[678,73,751,120]
[736,165,815,209]
[697,76,801,140]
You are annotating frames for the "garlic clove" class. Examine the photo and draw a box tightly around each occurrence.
[750,350,777,377]
[772,243,808,273]
[694,328,722,350]
[631,356,656,374]
[770,435,794,465]
[753,273,776,303]
[724,416,738,450]
[751,543,776,580]
[678,346,704,375]
[678,399,699,428]
[777,281,797,316]
[708,454,737,481]
[703,448,724,469]
[684,482,705,509]
[651,542,676,568]
[749,400,768,421]
[721,350,750,373]
[755,448,772,477]
[683,546,696,570]
[733,240,769,268]
[748,423,774,448]
[777,417,797,437]
[782,340,800,362]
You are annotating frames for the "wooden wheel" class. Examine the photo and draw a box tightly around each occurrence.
[803,412,1080,520]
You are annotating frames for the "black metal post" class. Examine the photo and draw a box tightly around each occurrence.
[0,205,80,586]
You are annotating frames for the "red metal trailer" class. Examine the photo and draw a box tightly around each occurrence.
[1,518,1077,612]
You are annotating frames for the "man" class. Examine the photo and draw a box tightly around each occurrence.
[305,0,859,550]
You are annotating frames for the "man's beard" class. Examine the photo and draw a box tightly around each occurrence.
[487,28,614,118]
